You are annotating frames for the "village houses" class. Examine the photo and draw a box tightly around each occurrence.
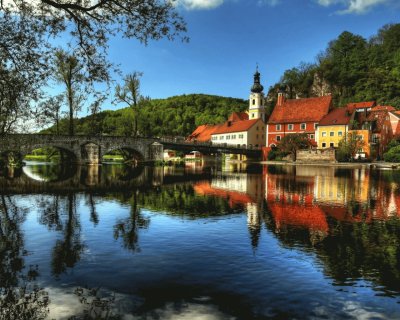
[187,69,400,161]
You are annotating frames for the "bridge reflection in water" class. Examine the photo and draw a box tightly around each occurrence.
[1,162,400,319]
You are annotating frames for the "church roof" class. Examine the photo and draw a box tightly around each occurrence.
[268,96,332,124]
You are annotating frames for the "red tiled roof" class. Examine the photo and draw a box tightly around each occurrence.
[212,119,260,135]
[318,107,352,126]
[268,203,329,233]
[372,105,395,112]
[346,101,376,111]
[228,112,249,122]
[187,123,223,142]
[194,182,255,207]
[268,96,332,124]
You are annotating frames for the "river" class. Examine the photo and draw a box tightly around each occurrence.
[0,161,399,319]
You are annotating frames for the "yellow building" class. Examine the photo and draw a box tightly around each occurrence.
[316,107,353,148]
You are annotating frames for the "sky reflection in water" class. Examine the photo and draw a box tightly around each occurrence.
[0,162,400,319]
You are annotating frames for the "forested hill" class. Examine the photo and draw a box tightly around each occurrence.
[41,94,247,137]
[267,23,400,109]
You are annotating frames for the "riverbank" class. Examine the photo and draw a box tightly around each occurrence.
[260,160,400,169]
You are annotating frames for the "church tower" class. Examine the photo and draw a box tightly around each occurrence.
[249,67,266,122]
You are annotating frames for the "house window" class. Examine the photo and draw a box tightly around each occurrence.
[310,134,314,139]
[330,143,334,147]
[322,142,326,148]
[330,132,334,137]
[232,135,236,139]
[276,135,281,141]
[239,134,244,139]
[357,135,363,140]
[322,132,327,137]
[276,124,281,131]
[288,124,294,130]
[300,123,306,130]
[226,135,230,140]
[338,131,343,137]
[256,126,259,131]
[256,134,259,139]
[219,136,224,140]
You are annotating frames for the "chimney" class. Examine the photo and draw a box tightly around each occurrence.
[277,92,285,107]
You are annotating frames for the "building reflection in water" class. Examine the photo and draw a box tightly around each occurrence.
[264,165,400,242]
[193,167,265,249]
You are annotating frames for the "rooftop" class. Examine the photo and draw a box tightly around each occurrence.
[319,107,352,126]
[268,96,332,124]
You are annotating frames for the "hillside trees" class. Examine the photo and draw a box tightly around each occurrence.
[268,23,400,109]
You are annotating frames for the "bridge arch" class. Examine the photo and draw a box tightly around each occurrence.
[20,144,78,163]
[102,146,145,165]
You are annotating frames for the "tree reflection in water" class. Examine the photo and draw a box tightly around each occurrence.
[0,195,50,319]
[51,193,84,277]
[113,191,150,252]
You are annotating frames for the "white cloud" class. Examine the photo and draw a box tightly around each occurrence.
[177,0,224,10]
[340,0,388,14]
[316,0,391,14]
[258,0,281,6]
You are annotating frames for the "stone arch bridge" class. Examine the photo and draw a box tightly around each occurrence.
[0,134,262,164]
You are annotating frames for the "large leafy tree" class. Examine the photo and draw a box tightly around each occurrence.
[0,0,187,132]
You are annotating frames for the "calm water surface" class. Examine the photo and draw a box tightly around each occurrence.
[0,162,400,319]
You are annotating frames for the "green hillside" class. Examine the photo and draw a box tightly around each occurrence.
[267,23,400,109]
[41,94,247,137]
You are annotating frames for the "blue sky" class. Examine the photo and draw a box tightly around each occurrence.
[103,0,399,109]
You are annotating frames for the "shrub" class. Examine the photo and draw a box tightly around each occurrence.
[383,145,400,162]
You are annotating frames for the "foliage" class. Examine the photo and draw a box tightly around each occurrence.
[41,94,247,137]
[0,0,186,91]
[277,133,311,161]
[267,146,289,161]
[115,72,146,137]
[0,65,33,134]
[0,1,186,134]
[337,132,366,161]
[268,23,400,109]
[35,95,64,135]
[383,145,400,162]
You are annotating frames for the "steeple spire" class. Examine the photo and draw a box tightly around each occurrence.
[251,65,264,93]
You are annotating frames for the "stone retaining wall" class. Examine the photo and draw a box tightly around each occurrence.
[296,149,336,163]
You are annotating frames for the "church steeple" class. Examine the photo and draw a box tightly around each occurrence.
[251,65,264,93]
[249,65,266,122]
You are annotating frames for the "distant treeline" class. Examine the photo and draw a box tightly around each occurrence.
[41,94,247,137]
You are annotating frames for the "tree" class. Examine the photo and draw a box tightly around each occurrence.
[277,133,312,161]
[54,50,85,136]
[115,72,147,137]
[35,95,64,135]
[0,65,33,135]
[337,132,366,161]
[0,1,187,134]
[0,0,187,87]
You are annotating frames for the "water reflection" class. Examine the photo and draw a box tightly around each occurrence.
[0,163,400,318]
